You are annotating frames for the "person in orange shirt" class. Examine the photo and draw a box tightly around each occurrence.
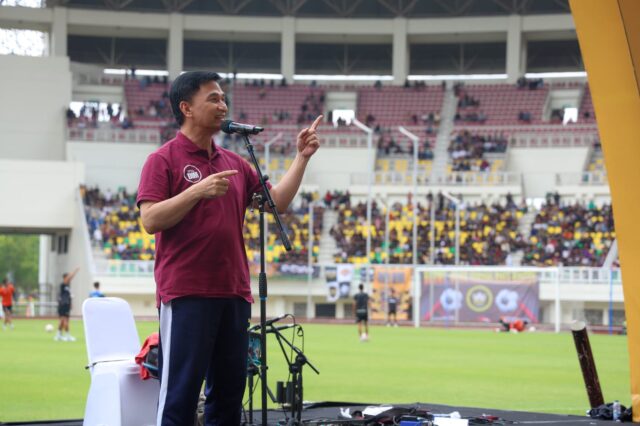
[497,317,528,333]
[1,278,16,330]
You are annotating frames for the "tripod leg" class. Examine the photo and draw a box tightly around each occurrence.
[247,369,254,424]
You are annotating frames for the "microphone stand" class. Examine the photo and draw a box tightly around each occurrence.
[270,324,320,425]
[241,130,292,426]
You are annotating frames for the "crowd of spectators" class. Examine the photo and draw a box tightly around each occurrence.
[522,196,615,267]
[243,195,324,265]
[130,91,173,121]
[83,184,615,268]
[240,78,324,127]
[297,91,325,125]
[330,193,527,265]
[403,79,447,91]
[375,128,435,159]
[82,185,152,261]
[454,85,487,124]
[516,76,544,90]
[83,185,322,265]
[66,103,125,129]
[323,190,351,209]
[448,130,508,172]
[243,77,288,89]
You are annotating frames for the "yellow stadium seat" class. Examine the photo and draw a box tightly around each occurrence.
[394,159,408,172]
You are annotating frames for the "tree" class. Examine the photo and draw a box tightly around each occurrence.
[0,234,39,293]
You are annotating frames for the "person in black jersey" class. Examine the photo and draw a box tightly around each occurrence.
[387,288,398,327]
[353,283,370,341]
[55,267,79,342]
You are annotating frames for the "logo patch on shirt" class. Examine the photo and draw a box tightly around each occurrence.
[183,165,203,183]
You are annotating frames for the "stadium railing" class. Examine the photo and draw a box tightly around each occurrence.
[95,259,155,277]
[93,258,620,287]
[350,171,520,186]
[556,171,608,186]
[510,132,599,148]
[67,128,160,143]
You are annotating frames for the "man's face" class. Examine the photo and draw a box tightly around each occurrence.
[185,80,228,131]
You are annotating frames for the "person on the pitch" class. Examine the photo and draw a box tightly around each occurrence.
[55,267,79,341]
[354,283,370,341]
[89,281,105,298]
[137,71,321,426]
[497,317,528,333]
[386,288,398,327]
[1,278,16,330]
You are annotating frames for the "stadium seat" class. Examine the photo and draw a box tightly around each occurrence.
[82,297,158,426]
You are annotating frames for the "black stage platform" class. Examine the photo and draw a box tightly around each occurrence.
[0,401,613,426]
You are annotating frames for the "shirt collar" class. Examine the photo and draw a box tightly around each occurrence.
[176,131,218,157]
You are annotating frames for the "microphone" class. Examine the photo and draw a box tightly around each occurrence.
[248,314,292,332]
[265,314,289,327]
[221,119,264,135]
[249,323,297,333]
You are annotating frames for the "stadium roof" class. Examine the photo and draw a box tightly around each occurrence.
[47,0,571,18]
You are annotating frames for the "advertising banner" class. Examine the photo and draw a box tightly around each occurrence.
[370,266,413,321]
[420,271,539,323]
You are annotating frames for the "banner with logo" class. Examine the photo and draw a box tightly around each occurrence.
[370,266,413,321]
[336,264,354,299]
[248,262,320,279]
[325,266,339,302]
[419,271,539,323]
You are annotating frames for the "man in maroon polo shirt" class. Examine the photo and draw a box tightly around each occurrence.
[137,71,321,426]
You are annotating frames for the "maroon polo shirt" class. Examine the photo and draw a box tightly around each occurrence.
[137,131,267,307]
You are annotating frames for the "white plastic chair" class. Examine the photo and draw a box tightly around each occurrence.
[82,297,159,426]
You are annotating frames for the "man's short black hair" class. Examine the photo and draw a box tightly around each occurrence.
[359,284,364,291]
[170,71,221,126]
[93,281,100,289]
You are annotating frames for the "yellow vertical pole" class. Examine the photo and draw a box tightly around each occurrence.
[569,0,640,421]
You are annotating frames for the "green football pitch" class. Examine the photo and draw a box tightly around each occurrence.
[0,319,630,422]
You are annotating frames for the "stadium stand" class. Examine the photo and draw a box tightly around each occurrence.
[578,84,596,124]
[82,186,154,261]
[447,130,508,173]
[82,186,322,265]
[330,194,527,266]
[357,85,445,126]
[232,82,324,126]
[522,199,615,267]
[123,78,172,124]
[454,82,549,126]
[244,192,323,265]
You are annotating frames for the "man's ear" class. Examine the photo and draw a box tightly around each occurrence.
[180,101,192,118]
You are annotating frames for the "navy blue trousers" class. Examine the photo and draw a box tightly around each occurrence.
[157,297,251,426]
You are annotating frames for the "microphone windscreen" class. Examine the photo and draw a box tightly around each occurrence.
[221,119,233,134]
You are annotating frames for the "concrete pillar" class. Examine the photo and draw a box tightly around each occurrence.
[392,17,409,85]
[38,235,51,315]
[506,15,524,83]
[167,13,184,81]
[50,7,67,57]
[520,36,528,76]
[281,17,295,83]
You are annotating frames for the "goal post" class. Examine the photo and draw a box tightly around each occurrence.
[413,266,561,332]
